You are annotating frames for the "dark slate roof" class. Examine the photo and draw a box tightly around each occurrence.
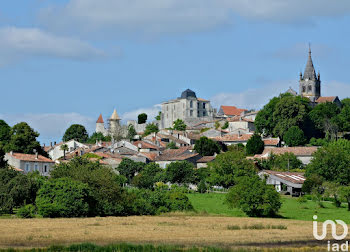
[303,48,316,80]
[181,89,197,99]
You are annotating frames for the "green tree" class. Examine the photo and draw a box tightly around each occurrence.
[173,119,187,131]
[138,113,148,124]
[36,178,91,217]
[273,95,310,138]
[143,123,159,136]
[208,150,256,188]
[283,126,306,146]
[4,122,42,154]
[51,157,128,216]
[255,96,282,136]
[127,125,137,141]
[117,158,145,184]
[0,120,11,146]
[309,102,340,139]
[246,134,264,155]
[306,139,350,185]
[165,161,194,184]
[226,175,281,217]
[132,163,164,189]
[194,136,220,156]
[166,142,178,149]
[155,112,161,121]
[86,132,111,144]
[62,124,88,143]
[339,186,350,211]
[221,121,229,130]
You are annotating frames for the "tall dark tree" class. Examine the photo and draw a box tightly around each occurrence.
[194,136,220,156]
[4,122,42,154]
[246,134,264,155]
[138,113,148,124]
[62,124,88,143]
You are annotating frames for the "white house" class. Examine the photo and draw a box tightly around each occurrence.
[5,152,55,176]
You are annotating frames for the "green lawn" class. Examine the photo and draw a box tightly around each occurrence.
[187,193,350,222]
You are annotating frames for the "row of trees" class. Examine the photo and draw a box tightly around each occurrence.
[255,94,350,146]
[0,157,193,218]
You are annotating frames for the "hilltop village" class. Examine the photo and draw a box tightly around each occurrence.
[1,48,350,221]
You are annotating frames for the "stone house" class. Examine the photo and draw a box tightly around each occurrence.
[160,89,214,129]
[5,152,55,176]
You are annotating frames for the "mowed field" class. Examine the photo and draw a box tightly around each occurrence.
[0,215,340,251]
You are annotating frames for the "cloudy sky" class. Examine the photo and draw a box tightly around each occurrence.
[1,0,350,143]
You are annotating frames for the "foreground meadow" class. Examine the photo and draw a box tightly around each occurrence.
[0,215,346,251]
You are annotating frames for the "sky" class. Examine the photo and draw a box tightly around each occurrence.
[1,0,350,144]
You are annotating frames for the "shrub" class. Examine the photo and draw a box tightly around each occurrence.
[226,175,281,217]
[36,178,91,218]
[16,204,36,218]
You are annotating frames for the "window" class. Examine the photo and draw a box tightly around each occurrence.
[190,110,193,117]
[44,165,47,173]
[25,163,30,172]
[203,103,206,109]
[190,101,193,108]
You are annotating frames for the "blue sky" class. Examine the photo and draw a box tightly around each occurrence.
[1,0,350,143]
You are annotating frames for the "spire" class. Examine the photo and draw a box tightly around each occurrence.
[303,44,316,80]
[110,109,120,120]
[96,114,104,123]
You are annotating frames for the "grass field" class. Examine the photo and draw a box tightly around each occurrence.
[187,193,350,222]
[0,215,341,251]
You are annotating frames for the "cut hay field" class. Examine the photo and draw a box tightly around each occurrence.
[0,215,347,251]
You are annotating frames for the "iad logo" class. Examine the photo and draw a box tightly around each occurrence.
[313,215,349,251]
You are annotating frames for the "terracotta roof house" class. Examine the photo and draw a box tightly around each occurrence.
[196,156,216,168]
[155,147,201,168]
[217,106,247,117]
[5,152,54,176]
[253,146,318,165]
[259,170,306,196]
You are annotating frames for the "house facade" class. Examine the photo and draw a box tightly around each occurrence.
[5,152,55,176]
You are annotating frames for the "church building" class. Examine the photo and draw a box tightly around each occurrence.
[289,47,341,107]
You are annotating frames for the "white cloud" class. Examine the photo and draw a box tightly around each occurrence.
[210,81,295,110]
[0,26,106,65]
[0,113,95,144]
[122,104,162,122]
[39,0,350,35]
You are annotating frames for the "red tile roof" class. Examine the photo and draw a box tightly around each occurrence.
[197,156,216,163]
[261,147,318,156]
[220,106,247,116]
[96,114,104,123]
[133,141,160,150]
[8,153,54,163]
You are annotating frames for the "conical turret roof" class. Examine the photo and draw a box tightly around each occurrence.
[303,47,316,80]
[96,114,104,123]
[110,109,120,120]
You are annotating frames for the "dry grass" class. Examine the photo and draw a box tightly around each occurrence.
[0,215,348,250]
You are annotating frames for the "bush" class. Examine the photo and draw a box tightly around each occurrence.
[226,175,281,217]
[16,204,36,218]
[36,178,91,218]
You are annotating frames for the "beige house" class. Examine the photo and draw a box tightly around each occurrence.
[5,152,55,176]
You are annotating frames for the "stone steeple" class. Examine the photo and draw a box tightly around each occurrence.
[299,45,321,102]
